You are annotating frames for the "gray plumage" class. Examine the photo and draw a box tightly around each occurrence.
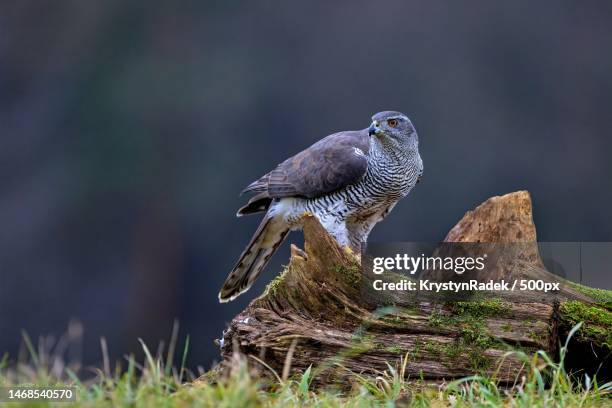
[219,111,423,302]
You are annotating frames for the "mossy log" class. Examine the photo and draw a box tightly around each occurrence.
[220,191,612,385]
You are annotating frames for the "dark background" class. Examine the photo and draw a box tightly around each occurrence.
[1,1,611,371]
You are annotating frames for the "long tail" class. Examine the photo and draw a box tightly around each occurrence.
[218,214,290,302]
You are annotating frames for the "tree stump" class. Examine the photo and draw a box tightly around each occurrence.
[220,191,611,385]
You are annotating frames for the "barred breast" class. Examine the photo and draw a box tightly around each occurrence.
[297,144,422,223]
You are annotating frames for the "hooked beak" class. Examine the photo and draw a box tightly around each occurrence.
[368,122,380,136]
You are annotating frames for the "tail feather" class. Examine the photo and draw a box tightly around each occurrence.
[236,193,272,217]
[219,215,289,302]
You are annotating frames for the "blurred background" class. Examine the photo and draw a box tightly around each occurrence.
[1,1,611,371]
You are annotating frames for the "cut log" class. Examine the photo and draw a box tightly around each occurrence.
[219,191,612,385]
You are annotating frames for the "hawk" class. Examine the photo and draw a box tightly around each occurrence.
[219,111,423,302]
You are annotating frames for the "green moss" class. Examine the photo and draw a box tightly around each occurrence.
[428,298,508,328]
[561,301,612,327]
[401,304,421,315]
[450,298,508,318]
[266,267,289,296]
[198,364,222,384]
[560,301,612,349]
[379,314,411,326]
[523,317,536,325]
[428,299,507,342]
[424,341,442,356]
[424,298,511,372]
[527,330,540,341]
[422,337,493,371]
[568,282,612,306]
[466,350,492,370]
[427,309,445,327]
[440,343,460,360]
[384,345,405,355]
[334,263,361,286]
[459,323,495,349]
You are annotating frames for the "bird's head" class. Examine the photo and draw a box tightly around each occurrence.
[368,111,417,147]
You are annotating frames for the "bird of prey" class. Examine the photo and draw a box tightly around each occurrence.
[219,111,423,302]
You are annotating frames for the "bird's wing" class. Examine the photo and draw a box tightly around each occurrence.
[242,129,370,199]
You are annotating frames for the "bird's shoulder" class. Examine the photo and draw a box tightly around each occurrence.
[306,129,371,155]
[243,129,370,199]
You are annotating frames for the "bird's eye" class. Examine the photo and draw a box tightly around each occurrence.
[387,119,398,128]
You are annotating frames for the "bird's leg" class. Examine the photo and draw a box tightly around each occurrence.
[382,203,397,220]
[331,221,351,249]
[315,214,351,249]
[347,234,362,255]
[347,204,397,255]
[346,221,372,255]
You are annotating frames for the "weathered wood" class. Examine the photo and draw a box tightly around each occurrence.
[220,191,611,385]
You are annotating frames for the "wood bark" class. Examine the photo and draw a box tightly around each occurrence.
[220,191,611,385]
